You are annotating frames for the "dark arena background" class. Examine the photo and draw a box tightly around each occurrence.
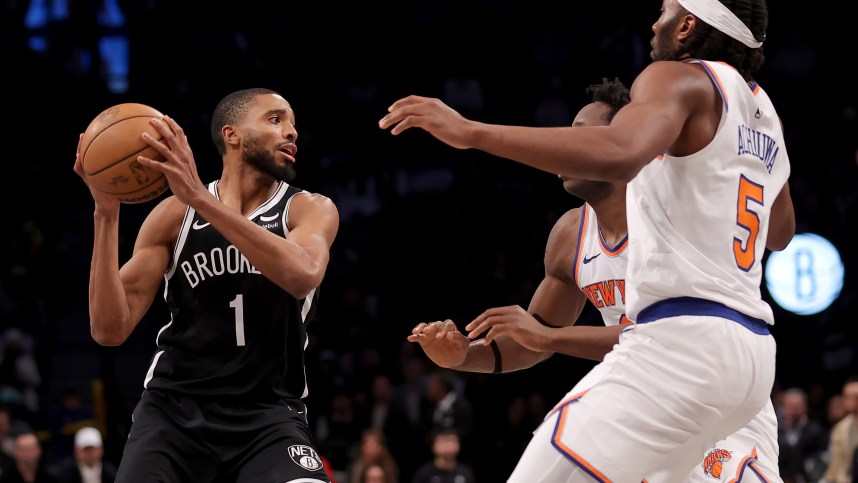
[1,1,853,481]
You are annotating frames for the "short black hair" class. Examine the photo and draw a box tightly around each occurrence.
[585,77,631,123]
[210,88,279,156]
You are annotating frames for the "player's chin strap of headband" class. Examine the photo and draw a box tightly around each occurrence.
[677,0,763,48]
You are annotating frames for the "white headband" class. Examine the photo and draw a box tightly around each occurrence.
[676,0,763,48]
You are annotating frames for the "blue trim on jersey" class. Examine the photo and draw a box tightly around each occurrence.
[684,59,729,112]
[636,297,769,335]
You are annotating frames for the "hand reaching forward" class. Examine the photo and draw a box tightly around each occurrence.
[407,319,470,369]
[466,305,551,353]
[378,95,476,149]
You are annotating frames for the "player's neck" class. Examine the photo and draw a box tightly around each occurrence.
[591,201,628,246]
[215,172,280,216]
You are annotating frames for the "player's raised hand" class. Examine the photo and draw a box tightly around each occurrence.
[74,133,120,210]
[466,305,551,353]
[378,95,476,149]
[407,319,469,369]
[138,116,207,205]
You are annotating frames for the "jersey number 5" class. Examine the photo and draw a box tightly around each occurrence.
[230,294,246,346]
[734,175,764,272]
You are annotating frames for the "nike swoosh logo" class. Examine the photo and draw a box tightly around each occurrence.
[260,213,280,222]
[582,253,600,264]
[192,220,210,230]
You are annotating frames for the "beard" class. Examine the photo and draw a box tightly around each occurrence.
[652,42,682,62]
[651,15,684,61]
[242,136,297,182]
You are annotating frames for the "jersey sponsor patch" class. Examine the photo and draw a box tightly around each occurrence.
[288,444,323,471]
[702,448,731,479]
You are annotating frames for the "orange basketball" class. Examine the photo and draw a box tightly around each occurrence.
[80,103,169,204]
[710,461,723,478]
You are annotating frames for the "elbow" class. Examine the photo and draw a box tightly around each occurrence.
[766,220,796,251]
[287,266,325,300]
[89,318,130,347]
[91,330,127,347]
[766,236,793,252]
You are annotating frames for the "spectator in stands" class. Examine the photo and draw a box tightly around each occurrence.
[823,376,858,483]
[778,387,828,483]
[0,428,58,483]
[54,427,117,483]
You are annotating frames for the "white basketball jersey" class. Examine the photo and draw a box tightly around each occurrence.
[625,60,791,325]
[573,203,631,326]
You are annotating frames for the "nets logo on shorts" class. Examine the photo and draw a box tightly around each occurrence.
[287,445,323,471]
[702,448,731,479]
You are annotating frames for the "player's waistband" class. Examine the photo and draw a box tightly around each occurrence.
[636,297,769,335]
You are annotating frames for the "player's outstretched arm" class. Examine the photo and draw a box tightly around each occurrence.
[464,206,622,362]
[466,308,625,362]
[408,320,552,373]
[379,62,703,184]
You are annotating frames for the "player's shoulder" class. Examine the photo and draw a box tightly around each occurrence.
[639,59,708,77]
[137,195,187,246]
[545,206,584,263]
[148,195,188,224]
[551,206,584,238]
[288,191,340,231]
[634,60,712,95]
[291,191,338,215]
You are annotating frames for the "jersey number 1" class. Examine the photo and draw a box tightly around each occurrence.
[734,175,764,272]
[230,294,246,346]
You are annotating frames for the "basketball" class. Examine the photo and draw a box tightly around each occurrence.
[80,103,169,204]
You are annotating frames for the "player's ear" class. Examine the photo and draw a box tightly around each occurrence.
[678,13,697,42]
[222,125,240,149]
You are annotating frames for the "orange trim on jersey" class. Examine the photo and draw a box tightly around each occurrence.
[551,398,612,483]
[749,81,760,95]
[547,389,590,418]
[572,204,590,287]
[685,59,729,111]
[747,460,769,482]
[598,234,628,256]
[726,447,764,483]
[711,60,761,96]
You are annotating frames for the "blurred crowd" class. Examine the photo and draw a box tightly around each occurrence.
[1,0,857,482]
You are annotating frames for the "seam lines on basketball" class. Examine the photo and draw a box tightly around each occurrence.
[87,137,165,175]
[84,115,164,175]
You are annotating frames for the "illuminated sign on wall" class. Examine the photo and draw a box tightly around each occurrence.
[764,233,844,315]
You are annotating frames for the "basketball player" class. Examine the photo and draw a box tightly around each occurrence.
[73,88,338,482]
[410,78,786,482]
[383,0,796,478]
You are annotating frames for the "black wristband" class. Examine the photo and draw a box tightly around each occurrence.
[532,313,560,328]
[489,339,502,374]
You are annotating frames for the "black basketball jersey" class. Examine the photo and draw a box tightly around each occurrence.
[144,180,319,401]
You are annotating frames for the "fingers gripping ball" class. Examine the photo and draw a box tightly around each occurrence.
[80,103,169,204]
